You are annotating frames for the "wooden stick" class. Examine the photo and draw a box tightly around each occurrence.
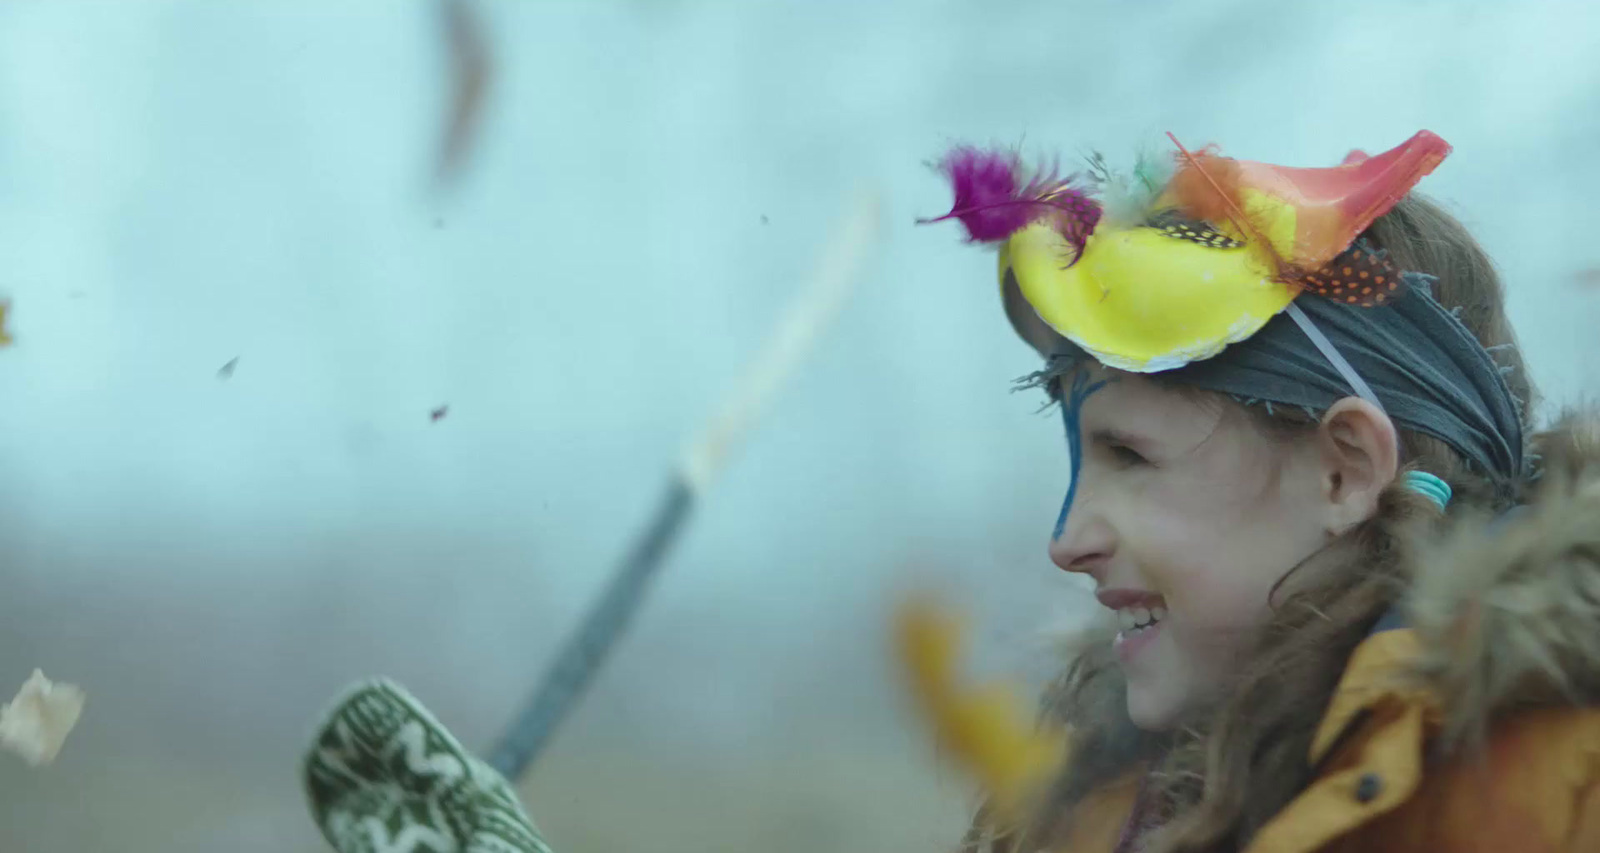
[487,190,884,781]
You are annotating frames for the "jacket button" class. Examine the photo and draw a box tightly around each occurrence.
[1355,773,1382,803]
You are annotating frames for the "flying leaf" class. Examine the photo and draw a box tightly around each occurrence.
[435,0,493,191]
[0,670,85,767]
[895,595,1064,824]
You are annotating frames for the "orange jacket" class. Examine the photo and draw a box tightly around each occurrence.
[1055,432,1600,852]
[1060,635,1600,851]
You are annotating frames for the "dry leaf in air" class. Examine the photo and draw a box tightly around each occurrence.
[435,0,492,190]
[0,670,85,767]
[895,596,1064,824]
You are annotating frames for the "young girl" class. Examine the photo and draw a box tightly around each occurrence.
[921,132,1600,852]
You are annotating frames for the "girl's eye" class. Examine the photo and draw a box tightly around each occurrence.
[1105,442,1148,467]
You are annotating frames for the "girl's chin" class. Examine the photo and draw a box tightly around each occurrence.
[1125,687,1181,732]
[1122,647,1192,732]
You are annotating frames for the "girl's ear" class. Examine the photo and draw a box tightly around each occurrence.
[1317,397,1400,535]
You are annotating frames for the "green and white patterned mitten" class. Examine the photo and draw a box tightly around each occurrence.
[303,679,553,853]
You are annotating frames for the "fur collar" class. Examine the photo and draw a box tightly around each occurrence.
[1407,409,1600,742]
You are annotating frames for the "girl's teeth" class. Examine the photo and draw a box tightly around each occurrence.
[1115,605,1165,633]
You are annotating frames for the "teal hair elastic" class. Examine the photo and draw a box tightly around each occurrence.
[1403,470,1453,511]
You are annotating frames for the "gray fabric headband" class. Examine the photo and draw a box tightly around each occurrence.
[1016,266,1528,490]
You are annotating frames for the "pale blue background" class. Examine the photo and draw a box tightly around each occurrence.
[0,2,1596,851]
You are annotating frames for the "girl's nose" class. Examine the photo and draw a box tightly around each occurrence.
[1050,510,1115,580]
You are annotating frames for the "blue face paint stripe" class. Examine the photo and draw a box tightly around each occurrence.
[1053,372,1107,541]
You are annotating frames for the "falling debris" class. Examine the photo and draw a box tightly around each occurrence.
[435,0,493,191]
[0,301,13,347]
[896,595,1064,824]
[431,405,449,422]
[1574,268,1600,288]
[0,670,85,767]
[217,357,239,380]
[760,214,769,225]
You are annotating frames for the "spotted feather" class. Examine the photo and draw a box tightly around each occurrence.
[1146,210,1244,249]
[1300,244,1403,306]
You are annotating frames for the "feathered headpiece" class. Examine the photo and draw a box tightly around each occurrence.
[921,131,1451,373]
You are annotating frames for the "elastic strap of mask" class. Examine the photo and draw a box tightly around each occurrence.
[1286,301,1385,414]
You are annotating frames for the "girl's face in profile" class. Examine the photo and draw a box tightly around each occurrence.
[1048,366,1333,731]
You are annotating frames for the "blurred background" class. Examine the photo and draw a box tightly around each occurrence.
[0,1,1596,850]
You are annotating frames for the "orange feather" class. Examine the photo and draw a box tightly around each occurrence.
[1164,134,1301,286]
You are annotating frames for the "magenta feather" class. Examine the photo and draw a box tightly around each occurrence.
[920,146,1102,256]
